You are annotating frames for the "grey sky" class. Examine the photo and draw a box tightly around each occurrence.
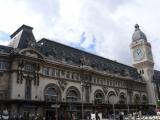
[0,0,159,70]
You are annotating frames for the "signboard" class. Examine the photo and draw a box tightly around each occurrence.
[51,104,60,108]
[108,95,118,104]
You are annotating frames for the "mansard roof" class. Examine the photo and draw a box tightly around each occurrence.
[8,24,35,49]
[2,24,142,80]
[153,70,160,83]
[0,45,13,53]
[38,38,141,80]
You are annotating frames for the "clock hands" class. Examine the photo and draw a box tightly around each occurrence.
[134,48,144,61]
[136,49,141,55]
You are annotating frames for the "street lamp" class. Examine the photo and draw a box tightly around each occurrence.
[81,82,84,120]
[113,98,115,120]
[56,95,58,120]
[109,95,117,120]
[127,96,130,116]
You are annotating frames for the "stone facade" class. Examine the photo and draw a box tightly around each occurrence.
[130,24,157,105]
[0,24,157,119]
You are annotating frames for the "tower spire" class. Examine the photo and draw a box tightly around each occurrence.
[135,24,139,31]
[132,24,147,42]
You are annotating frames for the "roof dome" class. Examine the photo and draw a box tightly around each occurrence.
[132,24,147,42]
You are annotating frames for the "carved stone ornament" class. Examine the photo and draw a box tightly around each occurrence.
[114,88,120,96]
[124,69,130,76]
[28,40,37,49]
[18,59,24,69]
[127,89,133,94]
[17,61,39,86]
[58,80,67,91]
[102,86,108,95]
[80,55,86,65]
[80,55,89,66]
[10,48,20,55]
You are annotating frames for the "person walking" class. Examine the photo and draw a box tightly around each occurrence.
[119,113,123,120]
[95,112,100,120]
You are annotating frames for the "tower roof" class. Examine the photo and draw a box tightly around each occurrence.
[132,24,147,42]
[8,24,35,49]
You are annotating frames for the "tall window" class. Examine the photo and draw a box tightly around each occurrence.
[134,94,140,105]
[66,71,70,79]
[119,93,126,104]
[142,95,147,104]
[25,79,31,100]
[44,87,58,102]
[61,70,65,78]
[52,68,56,76]
[55,69,60,77]
[0,61,9,70]
[24,64,34,72]
[94,91,104,104]
[108,91,116,104]
[43,67,49,76]
[66,90,79,102]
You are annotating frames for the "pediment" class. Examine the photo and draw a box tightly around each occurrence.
[19,48,44,59]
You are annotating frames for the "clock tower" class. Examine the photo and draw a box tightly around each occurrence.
[130,24,156,105]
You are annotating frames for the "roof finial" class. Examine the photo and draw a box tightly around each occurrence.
[135,24,139,31]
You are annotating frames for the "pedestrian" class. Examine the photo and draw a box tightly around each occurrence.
[59,112,65,120]
[95,112,100,120]
[87,113,91,120]
[42,116,45,120]
[71,113,76,120]
[119,113,123,120]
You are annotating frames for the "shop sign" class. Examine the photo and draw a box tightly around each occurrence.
[51,104,60,108]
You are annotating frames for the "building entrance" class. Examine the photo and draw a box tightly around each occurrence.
[45,110,56,120]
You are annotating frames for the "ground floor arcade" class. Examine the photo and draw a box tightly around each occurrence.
[0,100,156,119]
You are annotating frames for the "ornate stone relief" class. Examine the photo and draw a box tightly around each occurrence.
[61,51,66,61]
[18,59,24,69]
[10,48,19,55]
[124,69,130,76]
[58,80,67,91]
[80,55,89,66]
[127,89,133,95]
[102,86,108,95]
[17,59,40,86]
[28,40,38,49]
[114,88,120,96]
[52,48,57,58]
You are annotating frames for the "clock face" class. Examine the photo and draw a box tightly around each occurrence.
[133,48,144,61]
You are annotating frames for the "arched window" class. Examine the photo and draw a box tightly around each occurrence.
[44,87,58,102]
[119,93,126,104]
[95,92,104,104]
[142,95,147,104]
[95,93,103,104]
[108,91,117,104]
[66,89,80,102]
[134,94,140,105]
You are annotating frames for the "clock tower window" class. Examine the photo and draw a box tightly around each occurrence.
[139,69,144,75]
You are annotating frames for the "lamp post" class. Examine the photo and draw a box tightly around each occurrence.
[56,95,58,120]
[109,95,116,120]
[81,82,84,120]
[113,98,115,120]
[127,96,130,117]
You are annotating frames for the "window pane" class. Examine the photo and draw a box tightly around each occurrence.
[67,90,78,102]
[44,87,58,102]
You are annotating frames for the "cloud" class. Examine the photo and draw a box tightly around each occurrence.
[0,0,160,70]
